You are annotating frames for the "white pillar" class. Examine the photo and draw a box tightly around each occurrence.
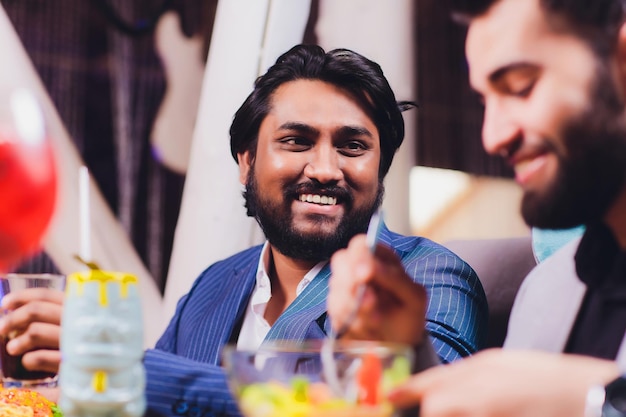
[164,0,312,320]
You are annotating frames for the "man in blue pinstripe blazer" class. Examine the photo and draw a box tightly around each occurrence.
[0,45,487,416]
[141,44,486,417]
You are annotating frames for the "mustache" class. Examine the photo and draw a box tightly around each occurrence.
[501,136,558,163]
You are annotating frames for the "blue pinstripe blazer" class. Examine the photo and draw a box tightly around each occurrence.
[144,225,487,417]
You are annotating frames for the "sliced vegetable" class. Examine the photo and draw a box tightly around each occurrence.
[356,353,383,405]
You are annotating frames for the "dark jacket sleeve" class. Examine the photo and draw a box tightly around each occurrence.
[144,349,241,417]
[143,250,259,417]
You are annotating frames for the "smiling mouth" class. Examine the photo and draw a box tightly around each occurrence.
[298,194,338,206]
[513,153,550,184]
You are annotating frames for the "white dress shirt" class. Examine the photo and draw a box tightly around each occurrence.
[236,242,326,350]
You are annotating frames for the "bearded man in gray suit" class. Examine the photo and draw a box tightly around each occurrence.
[328,0,626,416]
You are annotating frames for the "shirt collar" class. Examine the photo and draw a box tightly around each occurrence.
[255,241,327,297]
[255,242,272,292]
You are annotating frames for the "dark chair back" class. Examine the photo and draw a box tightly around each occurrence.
[445,236,537,348]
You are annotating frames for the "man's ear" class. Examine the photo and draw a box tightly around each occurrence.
[237,151,252,185]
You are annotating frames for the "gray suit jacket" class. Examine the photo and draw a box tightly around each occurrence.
[504,238,626,369]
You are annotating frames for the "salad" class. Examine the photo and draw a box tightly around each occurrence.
[236,353,411,417]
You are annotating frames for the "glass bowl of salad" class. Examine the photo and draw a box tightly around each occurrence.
[222,340,413,417]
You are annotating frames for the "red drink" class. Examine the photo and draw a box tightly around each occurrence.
[0,132,57,271]
[0,336,55,381]
[0,273,65,386]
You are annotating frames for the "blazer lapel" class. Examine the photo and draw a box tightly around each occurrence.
[505,239,586,352]
[265,263,331,342]
[188,254,258,363]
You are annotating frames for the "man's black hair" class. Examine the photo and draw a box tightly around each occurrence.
[229,44,414,178]
[448,0,626,56]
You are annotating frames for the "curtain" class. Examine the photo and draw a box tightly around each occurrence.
[3,0,216,292]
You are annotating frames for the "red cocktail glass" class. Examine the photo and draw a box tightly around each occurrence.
[0,88,57,272]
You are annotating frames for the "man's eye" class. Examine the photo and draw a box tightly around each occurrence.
[510,81,535,98]
[340,141,368,156]
[347,141,366,150]
[284,137,304,145]
[280,137,310,150]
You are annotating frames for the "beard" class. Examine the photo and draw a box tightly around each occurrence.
[243,168,384,262]
[521,64,626,229]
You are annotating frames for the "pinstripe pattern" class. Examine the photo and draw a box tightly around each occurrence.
[144,224,487,416]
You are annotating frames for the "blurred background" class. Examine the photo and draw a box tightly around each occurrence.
[1,0,528,344]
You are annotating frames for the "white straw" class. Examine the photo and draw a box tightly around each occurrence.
[79,165,91,262]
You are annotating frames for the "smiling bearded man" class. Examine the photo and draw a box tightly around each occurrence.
[383,1,626,416]
[519,61,626,229]
[143,45,487,417]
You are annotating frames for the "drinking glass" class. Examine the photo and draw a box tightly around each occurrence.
[0,273,65,387]
[0,87,57,272]
[58,270,146,416]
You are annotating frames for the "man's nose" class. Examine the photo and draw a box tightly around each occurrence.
[481,103,521,158]
[303,145,343,184]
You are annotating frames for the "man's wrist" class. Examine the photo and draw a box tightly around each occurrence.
[585,384,605,417]
[586,376,626,417]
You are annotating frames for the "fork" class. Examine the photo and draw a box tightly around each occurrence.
[321,209,384,397]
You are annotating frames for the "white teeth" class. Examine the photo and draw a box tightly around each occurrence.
[514,156,546,177]
[298,194,337,205]
[514,160,531,175]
